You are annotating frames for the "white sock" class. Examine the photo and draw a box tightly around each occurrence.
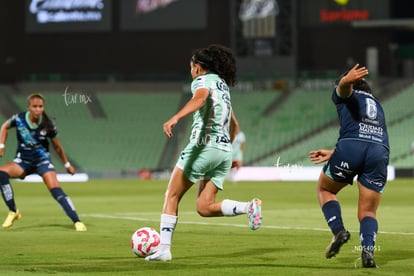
[159,213,178,248]
[221,199,249,216]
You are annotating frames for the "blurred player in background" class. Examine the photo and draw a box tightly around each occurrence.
[309,64,389,268]
[0,93,87,231]
[232,128,246,169]
[146,44,262,261]
[230,128,246,182]
[411,140,414,160]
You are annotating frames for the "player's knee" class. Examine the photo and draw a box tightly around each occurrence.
[196,201,211,217]
[196,209,209,217]
[196,205,208,217]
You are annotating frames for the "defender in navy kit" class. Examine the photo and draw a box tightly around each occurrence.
[0,93,86,231]
[309,64,389,268]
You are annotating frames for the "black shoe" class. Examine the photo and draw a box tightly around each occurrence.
[325,229,351,258]
[361,249,377,268]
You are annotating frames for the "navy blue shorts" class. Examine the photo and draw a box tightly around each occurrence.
[323,139,389,193]
[13,152,56,177]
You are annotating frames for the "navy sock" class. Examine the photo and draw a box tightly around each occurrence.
[322,200,345,235]
[360,216,378,251]
[0,171,17,212]
[50,187,80,223]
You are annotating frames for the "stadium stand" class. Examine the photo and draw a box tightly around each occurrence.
[235,88,336,165]
[255,127,339,167]
[381,84,414,168]
[9,92,182,173]
[388,117,414,168]
[381,83,414,122]
[0,80,412,176]
[241,83,414,169]
[218,90,283,164]
[93,92,181,171]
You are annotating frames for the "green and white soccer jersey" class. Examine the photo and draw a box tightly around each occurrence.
[189,73,232,152]
[175,73,233,189]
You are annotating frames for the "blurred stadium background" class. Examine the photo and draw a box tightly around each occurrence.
[0,0,413,179]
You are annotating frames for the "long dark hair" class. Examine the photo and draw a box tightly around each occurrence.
[335,69,372,94]
[27,93,54,131]
[191,44,237,87]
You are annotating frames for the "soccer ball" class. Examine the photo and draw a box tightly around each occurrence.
[131,227,160,257]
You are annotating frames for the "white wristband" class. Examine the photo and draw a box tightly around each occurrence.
[64,162,71,168]
[0,144,4,149]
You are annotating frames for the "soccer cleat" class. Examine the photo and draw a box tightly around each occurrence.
[145,249,172,261]
[361,249,377,268]
[325,229,350,258]
[247,198,262,230]
[74,221,87,232]
[2,210,22,228]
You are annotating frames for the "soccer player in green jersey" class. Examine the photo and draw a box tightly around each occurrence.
[146,44,262,261]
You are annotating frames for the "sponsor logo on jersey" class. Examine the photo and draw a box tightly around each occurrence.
[216,80,229,92]
[359,123,383,136]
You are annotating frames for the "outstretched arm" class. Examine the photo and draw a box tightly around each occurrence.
[337,64,369,98]
[309,149,334,164]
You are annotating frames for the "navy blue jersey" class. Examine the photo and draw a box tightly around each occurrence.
[8,112,58,161]
[332,88,389,150]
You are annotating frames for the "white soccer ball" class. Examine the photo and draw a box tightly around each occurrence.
[131,227,160,257]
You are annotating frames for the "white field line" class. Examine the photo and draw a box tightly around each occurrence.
[82,213,414,236]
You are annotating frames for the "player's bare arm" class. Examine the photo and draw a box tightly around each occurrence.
[52,137,75,175]
[337,64,369,98]
[0,121,11,157]
[163,88,209,138]
[229,110,239,143]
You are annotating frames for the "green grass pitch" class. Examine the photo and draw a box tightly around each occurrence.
[0,178,413,275]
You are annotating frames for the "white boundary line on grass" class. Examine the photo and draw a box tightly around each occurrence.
[83,213,414,236]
